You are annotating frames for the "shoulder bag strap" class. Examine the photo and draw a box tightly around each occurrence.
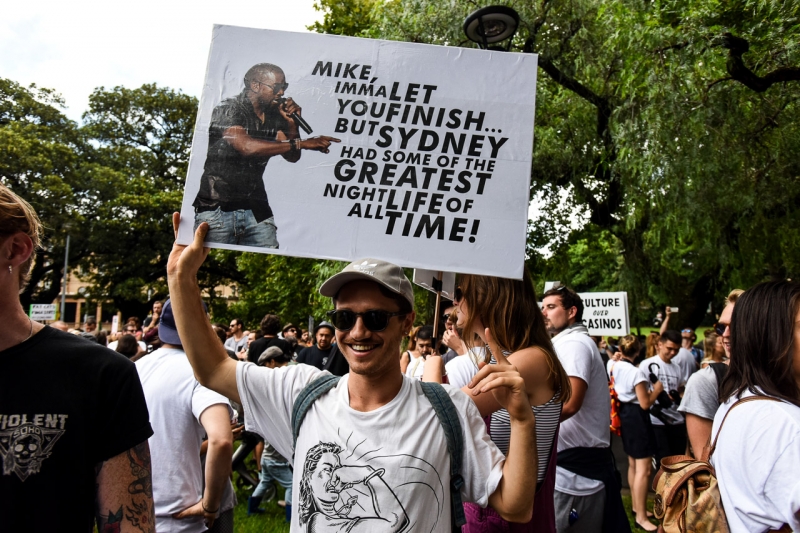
[705,395,781,460]
[419,381,466,532]
[291,373,340,453]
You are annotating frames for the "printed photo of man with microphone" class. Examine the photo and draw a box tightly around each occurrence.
[192,62,340,248]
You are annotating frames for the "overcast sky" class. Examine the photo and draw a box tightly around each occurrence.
[2,0,320,121]
[3,2,550,224]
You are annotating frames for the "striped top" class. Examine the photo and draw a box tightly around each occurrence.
[488,354,562,483]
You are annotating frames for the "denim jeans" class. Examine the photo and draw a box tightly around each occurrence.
[253,458,293,504]
[194,208,278,248]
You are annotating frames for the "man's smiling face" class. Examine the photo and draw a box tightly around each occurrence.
[333,280,414,378]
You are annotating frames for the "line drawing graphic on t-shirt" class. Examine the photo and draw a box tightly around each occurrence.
[0,421,65,481]
[298,435,446,532]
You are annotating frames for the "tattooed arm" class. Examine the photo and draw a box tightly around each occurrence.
[96,440,155,533]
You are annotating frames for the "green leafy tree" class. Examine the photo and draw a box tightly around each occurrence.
[0,79,91,310]
[310,0,382,36]
[314,0,800,327]
[80,84,242,319]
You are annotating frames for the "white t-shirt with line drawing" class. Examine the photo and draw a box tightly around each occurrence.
[237,362,505,533]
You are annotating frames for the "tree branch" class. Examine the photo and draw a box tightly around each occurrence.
[722,33,800,93]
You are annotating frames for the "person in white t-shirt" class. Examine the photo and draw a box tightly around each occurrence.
[135,299,234,532]
[638,330,687,465]
[672,345,698,385]
[541,286,627,533]
[401,325,433,380]
[224,318,248,354]
[608,336,663,532]
[710,280,800,533]
[166,215,540,532]
[678,289,743,458]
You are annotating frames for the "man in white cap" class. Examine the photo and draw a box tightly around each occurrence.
[166,216,539,531]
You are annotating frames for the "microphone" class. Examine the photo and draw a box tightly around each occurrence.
[279,98,313,135]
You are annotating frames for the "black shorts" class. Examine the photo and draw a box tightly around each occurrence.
[653,423,687,465]
[619,402,658,459]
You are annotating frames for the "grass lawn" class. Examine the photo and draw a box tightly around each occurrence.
[231,464,290,533]
[622,493,657,530]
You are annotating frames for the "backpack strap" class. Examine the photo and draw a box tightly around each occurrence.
[709,362,728,388]
[706,395,781,460]
[291,373,340,452]
[419,381,467,533]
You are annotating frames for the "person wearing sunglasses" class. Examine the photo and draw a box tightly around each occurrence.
[168,223,539,530]
[709,281,800,533]
[678,289,743,459]
[191,63,340,249]
[441,306,469,365]
[423,272,572,532]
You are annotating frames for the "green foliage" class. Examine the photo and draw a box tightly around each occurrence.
[209,254,345,328]
[317,0,800,327]
[0,79,89,309]
[309,0,382,37]
[1,79,243,319]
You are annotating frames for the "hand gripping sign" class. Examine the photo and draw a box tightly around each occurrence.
[177,25,538,279]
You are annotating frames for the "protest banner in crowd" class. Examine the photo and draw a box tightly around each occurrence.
[29,304,56,322]
[177,25,538,279]
[578,292,630,336]
[412,269,456,301]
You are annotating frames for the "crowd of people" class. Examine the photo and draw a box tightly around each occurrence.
[2,181,800,533]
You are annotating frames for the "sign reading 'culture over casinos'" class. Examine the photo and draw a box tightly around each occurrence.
[578,292,630,336]
[177,26,538,279]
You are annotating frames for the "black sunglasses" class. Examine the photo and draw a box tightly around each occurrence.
[326,309,405,332]
[714,323,728,336]
[257,80,289,92]
[453,287,463,303]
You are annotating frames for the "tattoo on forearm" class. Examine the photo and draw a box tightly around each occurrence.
[125,499,153,533]
[127,441,152,497]
[97,506,124,533]
[95,442,155,533]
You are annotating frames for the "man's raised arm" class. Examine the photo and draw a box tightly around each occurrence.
[167,212,240,403]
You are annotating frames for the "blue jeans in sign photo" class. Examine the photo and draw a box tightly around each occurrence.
[253,458,293,505]
[194,208,279,248]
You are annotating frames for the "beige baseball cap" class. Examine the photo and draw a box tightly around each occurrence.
[320,258,415,309]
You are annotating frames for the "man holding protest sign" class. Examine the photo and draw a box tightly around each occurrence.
[168,214,538,532]
[192,63,340,248]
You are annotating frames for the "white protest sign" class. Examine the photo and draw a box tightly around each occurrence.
[412,270,456,301]
[578,292,629,336]
[177,25,538,279]
[543,281,559,293]
[111,315,120,335]
[29,304,57,321]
